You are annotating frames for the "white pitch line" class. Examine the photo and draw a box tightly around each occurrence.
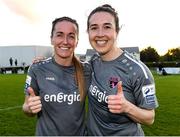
[0,105,22,111]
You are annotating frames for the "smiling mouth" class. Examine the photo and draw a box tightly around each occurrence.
[60,47,69,50]
[57,46,70,50]
[96,40,107,46]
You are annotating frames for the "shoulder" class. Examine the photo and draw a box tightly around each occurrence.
[123,51,152,79]
[89,53,100,64]
[80,60,92,74]
[28,57,52,71]
[80,60,90,67]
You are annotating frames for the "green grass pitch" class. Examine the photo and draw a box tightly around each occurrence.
[0,73,180,135]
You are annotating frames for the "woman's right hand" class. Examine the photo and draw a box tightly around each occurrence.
[23,87,42,116]
[32,56,46,64]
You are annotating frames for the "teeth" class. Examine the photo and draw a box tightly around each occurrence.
[96,41,106,45]
[60,47,69,50]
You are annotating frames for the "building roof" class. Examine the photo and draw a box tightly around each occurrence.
[121,46,139,53]
[86,49,96,57]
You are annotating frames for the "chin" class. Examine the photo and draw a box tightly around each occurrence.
[98,49,110,56]
[99,52,106,56]
[57,53,71,58]
[94,48,105,54]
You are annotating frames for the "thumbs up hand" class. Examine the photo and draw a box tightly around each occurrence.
[28,87,36,96]
[117,81,123,95]
[27,87,42,114]
[108,81,129,114]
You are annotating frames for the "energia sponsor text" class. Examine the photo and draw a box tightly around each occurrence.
[89,84,108,103]
[44,92,80,105]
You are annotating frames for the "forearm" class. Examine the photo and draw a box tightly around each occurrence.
[126,102,155,125]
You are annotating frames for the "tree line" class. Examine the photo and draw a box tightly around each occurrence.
[140,46,180,62]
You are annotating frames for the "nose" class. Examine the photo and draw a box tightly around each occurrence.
[62,36,68,44]
[97,28,104,37]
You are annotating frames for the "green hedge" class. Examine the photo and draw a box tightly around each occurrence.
[144,62,180,68]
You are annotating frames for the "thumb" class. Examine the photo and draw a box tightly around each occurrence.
[27,87,36,97]
[117,81,123,95]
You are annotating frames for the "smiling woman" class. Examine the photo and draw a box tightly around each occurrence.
[22,17,91,136]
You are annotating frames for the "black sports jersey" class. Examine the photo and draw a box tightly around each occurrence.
[24,57,91,136]
[87,51,158,136]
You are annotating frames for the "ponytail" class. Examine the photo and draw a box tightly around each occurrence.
[72,55,86,101]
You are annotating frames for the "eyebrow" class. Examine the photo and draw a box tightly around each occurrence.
[55,31,63,35]
[55,31,75,35]
[104,23,113,26]
[69,32,76,35]
[89,24,98,28]
[89,22,113,27]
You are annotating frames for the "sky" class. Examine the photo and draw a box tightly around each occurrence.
[0,0,180,55]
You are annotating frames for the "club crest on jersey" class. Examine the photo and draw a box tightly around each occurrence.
[109,77,119,88]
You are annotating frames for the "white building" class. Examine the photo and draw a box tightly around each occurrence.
[0,45,53,68]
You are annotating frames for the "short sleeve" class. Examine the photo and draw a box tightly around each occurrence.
[132,64,159,109]
[24,65,39,96]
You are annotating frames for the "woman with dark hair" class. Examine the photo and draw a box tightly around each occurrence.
[86,4,159,136]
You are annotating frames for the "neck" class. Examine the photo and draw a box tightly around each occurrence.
[101,47,123,61]
[54,55,73,66]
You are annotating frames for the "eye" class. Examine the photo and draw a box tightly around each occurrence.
[104,25,111,29]
[56,32,63,37]
[56,34,62,37]
[91,27,97,30]
[68,34,75,40]
[89,26,98,31]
